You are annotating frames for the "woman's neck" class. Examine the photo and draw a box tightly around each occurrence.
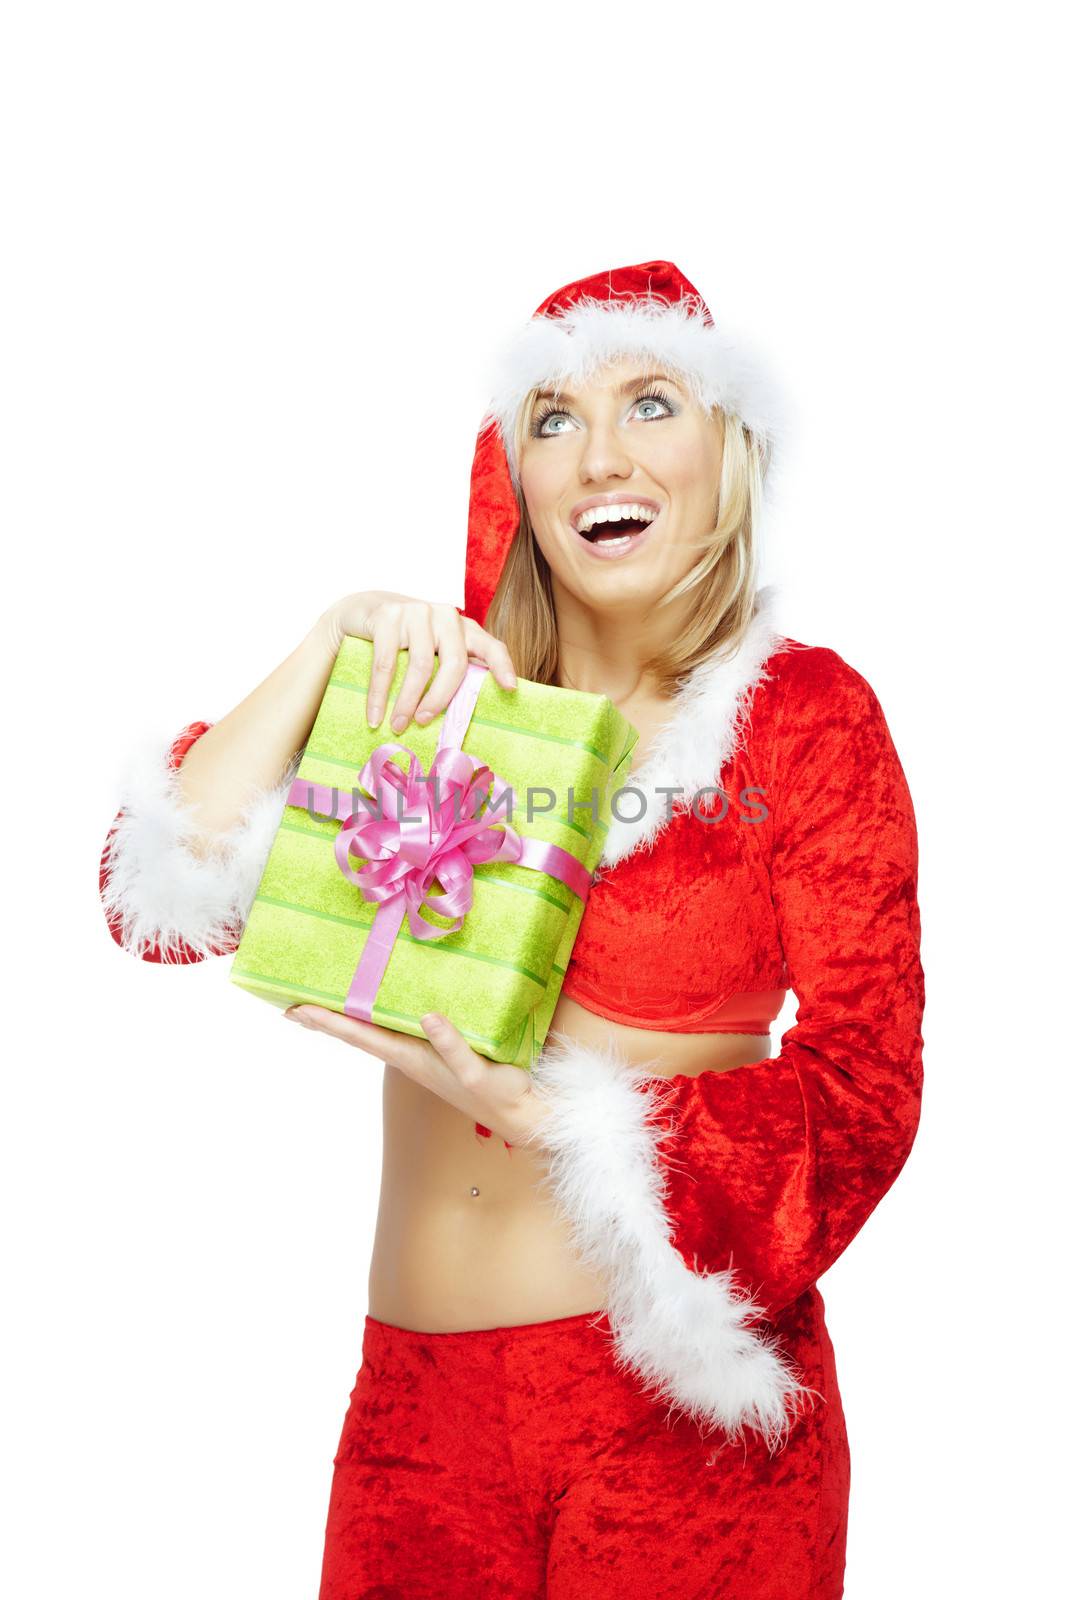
[551,588,683,706]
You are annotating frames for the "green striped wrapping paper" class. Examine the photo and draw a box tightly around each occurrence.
[229,636,639,1067]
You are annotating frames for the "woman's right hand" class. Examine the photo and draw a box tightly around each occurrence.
[315,591,517,734]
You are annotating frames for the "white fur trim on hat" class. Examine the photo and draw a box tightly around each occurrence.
[485,295,786,479]
[101,735,300,963]
[528,1030,818,1454]
[600,585,791,869]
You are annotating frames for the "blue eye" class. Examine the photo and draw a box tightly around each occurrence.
[530,386,677,438]
[632,388,676,420]
[535,411,576,436]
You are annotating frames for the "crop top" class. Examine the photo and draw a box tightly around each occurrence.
[552,709,794,1036]
[560,978,787,1035]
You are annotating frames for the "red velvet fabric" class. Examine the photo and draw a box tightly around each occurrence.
[566,641,924,1319]
[318,1289,849,1599]
[560,726,791,1030]
[531,260,713,322]
[562,986,788,1035]
[464,416,526,637]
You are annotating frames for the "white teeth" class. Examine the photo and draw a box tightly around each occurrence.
[574,502,657,534]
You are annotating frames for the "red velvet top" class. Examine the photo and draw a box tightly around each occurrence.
[558,745,792,1033]
[533,635,925,1333]
[557,638,807,1037]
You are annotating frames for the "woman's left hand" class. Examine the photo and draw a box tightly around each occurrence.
[283,1006,550,1149]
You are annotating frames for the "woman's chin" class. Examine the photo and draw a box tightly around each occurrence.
[577,565,668,612]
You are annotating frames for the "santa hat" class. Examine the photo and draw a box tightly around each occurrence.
[463,259,783,627]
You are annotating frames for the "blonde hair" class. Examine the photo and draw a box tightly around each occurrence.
[484,382,767,695]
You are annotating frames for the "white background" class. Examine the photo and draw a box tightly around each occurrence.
[4,3,1062,1595]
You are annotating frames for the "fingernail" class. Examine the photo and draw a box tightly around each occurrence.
[391,712,407,732]
[286,1008,318,1029]
[414,708,433,723]
[422,1013,443,1029]
[367,704,381,728]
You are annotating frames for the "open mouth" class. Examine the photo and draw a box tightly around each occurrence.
[570,501,660,558]
[579,515,651,545]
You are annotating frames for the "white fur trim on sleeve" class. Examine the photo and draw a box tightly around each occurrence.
[101,734,300,963]
[528,1031,818,1454]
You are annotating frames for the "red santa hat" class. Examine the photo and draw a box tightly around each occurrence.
[463,259,783,627]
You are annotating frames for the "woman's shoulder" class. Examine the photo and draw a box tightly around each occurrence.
[740,632,905,792]
[727,590,893,744]
[746,631,915,835]
[758,634,891,727]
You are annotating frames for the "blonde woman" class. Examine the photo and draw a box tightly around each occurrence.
[100,261,924,1599]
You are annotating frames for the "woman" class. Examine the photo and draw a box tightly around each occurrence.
[99,260,925,1598]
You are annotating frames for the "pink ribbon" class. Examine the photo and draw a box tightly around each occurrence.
[286,661,592,1023]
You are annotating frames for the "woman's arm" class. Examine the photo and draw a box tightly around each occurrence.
[171,625,339,844]
[99,593,518,964]
[98,621,338,965]
[527,648,926,1451]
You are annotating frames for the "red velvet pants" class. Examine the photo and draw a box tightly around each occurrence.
[317,1287,849,1599]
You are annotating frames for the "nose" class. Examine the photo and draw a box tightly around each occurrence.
[578,418,635,486]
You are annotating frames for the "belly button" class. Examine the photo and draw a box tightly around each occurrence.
[469,1185,480,1197]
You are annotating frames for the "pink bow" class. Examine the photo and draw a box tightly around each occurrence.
[333,741,523,942]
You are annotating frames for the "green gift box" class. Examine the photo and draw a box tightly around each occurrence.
[229,636,639,1067]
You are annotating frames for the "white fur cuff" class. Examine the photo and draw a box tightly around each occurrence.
[101,733,298,963]
[528,1032,816,1453]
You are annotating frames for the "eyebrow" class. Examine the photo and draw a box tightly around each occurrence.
[533,372,682,405]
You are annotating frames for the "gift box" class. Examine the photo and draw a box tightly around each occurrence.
[229,636,639,1067]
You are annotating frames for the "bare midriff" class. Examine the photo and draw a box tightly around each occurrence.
[366,990,772,1334]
